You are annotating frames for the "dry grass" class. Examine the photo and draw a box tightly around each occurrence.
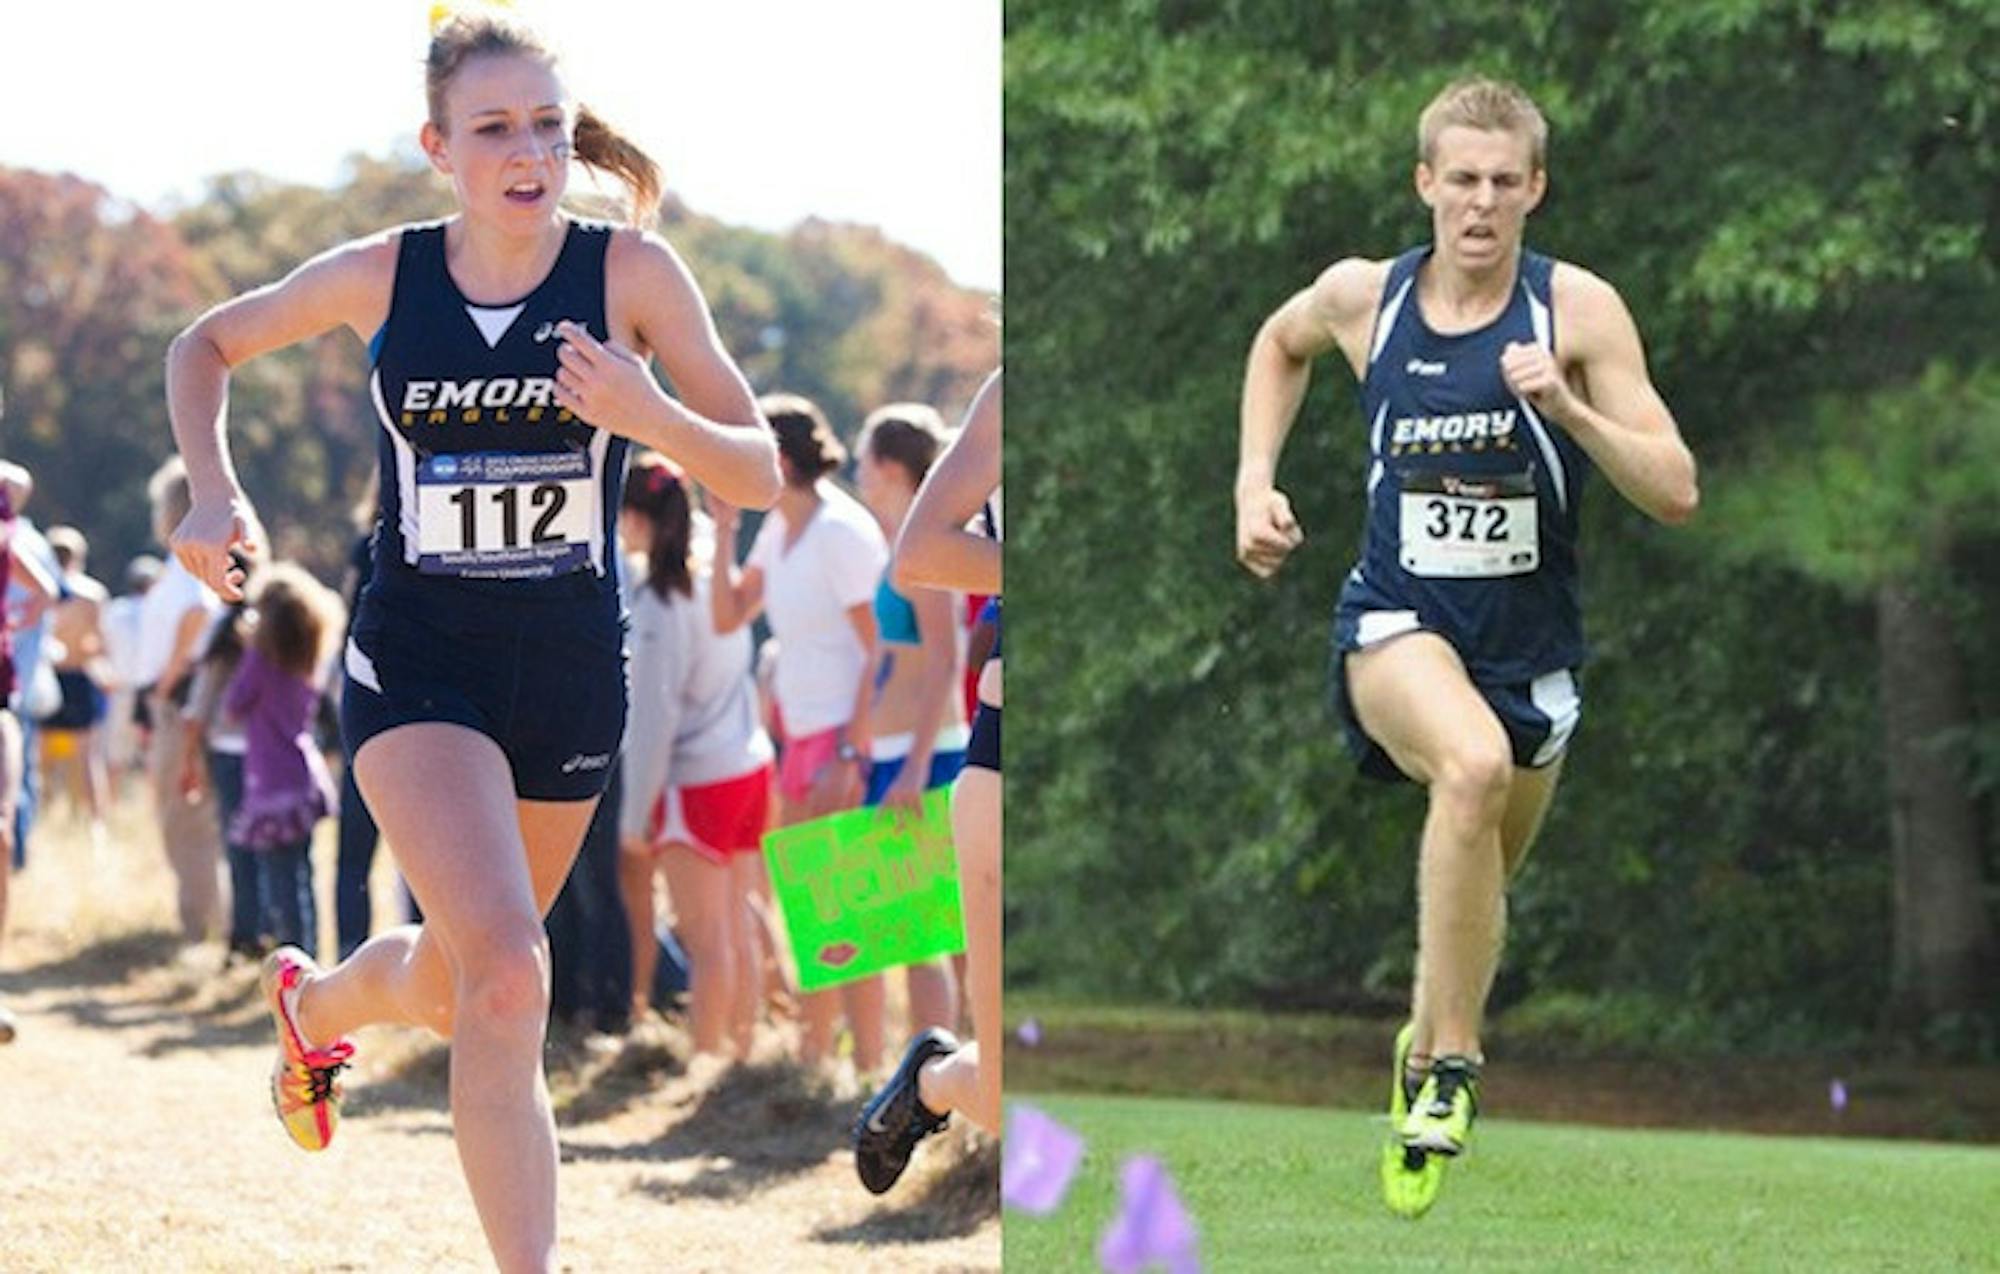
[0,785,997,1272]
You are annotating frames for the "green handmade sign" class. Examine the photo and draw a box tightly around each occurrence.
[761,790,964,991]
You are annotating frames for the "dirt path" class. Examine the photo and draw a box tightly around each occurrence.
[0,807,998,1272]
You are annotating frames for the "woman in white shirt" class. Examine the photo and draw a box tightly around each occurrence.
[711,396,889,1070]
[618,454,775,1058]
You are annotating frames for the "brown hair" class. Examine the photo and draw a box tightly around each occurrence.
[1418,77,1548,170]
[760,393,845,486]
[426,11,663,227]
[621,452,694,600]
[859,403,947,487]
[249,563,345,682]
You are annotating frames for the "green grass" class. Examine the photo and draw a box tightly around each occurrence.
[1006,1092,2000,1272]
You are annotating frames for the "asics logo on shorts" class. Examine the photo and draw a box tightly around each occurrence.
[561,752,612,774]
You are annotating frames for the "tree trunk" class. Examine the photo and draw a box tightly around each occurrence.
[1876,579,1996,1028]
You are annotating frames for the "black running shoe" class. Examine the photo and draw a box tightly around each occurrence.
[854,1027,958,1194]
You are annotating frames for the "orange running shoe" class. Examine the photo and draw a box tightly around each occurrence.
[260,947,355,1151]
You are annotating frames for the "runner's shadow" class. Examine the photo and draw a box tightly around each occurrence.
[812,1138,1000,1246]
[40,988,270,1057]
[0,930,184,994]
[565,1061,855,1203]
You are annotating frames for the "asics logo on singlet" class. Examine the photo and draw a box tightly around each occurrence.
[401,378,558,412]
[1390,409,1517,449]
[561,752,612,774]
[532,318,587,343]
[1405,358,1448,376]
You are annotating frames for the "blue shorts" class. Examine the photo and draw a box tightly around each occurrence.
[1328,617,1580,784]
[863,748,968,806]
[341,587,627,802]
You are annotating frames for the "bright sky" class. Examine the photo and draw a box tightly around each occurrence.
[3,0,999,289]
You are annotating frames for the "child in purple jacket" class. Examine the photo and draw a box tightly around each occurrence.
[224,564,344,956]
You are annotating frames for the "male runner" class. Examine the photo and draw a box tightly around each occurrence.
[1233,78,1697,1217]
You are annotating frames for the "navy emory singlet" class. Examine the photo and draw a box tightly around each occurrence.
[366,218,629,613]
[344,218,631,801]
[1334,246,1591,685]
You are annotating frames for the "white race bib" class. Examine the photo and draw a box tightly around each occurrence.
[415,450,597,579]
[1398,472,1539,578]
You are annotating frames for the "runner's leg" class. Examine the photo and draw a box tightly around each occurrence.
[1347,634,1511,1063]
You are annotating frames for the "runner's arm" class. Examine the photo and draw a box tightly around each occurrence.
[561,231,780,510]
[167,235,395,599]
[895,371,1001,596]
[1513,268,1698,526]
[1236,259,1382,577]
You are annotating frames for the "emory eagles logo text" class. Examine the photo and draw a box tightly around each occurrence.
[398,377,574,427]
[1389,408,1517,455]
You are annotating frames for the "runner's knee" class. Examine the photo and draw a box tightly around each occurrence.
[453,927,552,1030]
[1431,739,1512,819]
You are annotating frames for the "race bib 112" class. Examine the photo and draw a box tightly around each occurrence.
[415,450,597,579]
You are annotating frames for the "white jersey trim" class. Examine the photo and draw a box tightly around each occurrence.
[587,428,613,574]
[1516,282,1569,512]
[1366,400,1389,497]
[1368,276,1415,368]
[370,369,423,564]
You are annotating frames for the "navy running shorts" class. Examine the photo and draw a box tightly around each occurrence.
[341,589,627,802]
[1328,617,1580,784]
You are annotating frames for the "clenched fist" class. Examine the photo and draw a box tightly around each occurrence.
[1500,341,1581,425]
[1235,486,1304,579]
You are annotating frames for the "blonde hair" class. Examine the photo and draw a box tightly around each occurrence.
[426,9,663,228]
[1418,78,1547,170]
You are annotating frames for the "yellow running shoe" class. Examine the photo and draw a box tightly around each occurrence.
[261,947,355,1152]
[1400,1055,1480,1157]
[1380,1023,1444,1218]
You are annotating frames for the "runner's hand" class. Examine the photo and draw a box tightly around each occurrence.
[553,321,666,438]
[1500,342,1580,424]
[170,494,258,601]
[1235,486,1304,579]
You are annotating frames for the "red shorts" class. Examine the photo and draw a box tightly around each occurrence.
[776,724,843,805]
[647,764,774,866]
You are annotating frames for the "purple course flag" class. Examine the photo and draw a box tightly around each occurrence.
[1019,1017,1043,1046]
[1002,1104,1086,1215]
[1829,1079,1848,1112]
[1098,1155,1201,1273]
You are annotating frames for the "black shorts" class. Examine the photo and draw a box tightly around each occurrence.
[966,703,1000,773]
[45,669,107,731]
[341,588,627,802]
